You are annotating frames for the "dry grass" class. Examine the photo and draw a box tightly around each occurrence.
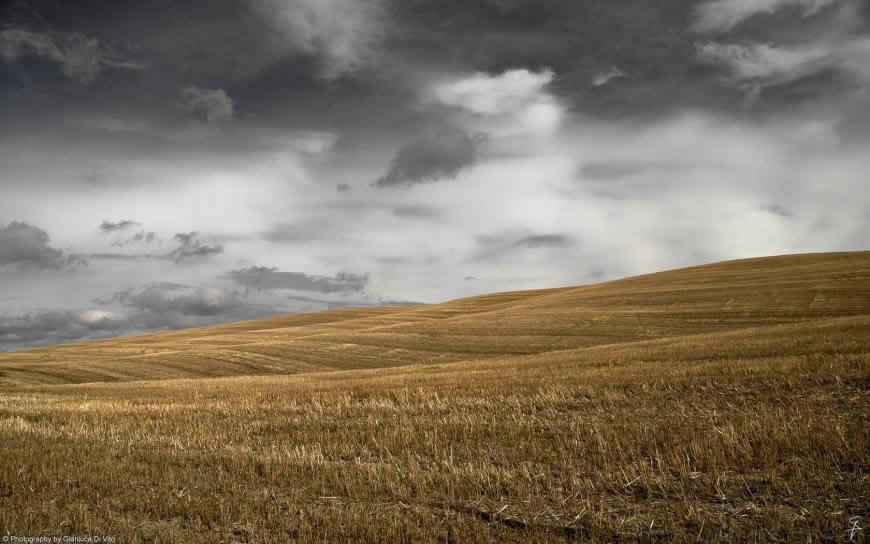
[1,251,869,542]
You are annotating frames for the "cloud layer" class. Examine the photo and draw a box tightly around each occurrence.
[1,0,869,350]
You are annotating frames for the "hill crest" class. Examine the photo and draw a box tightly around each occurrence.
[1,250,868,386]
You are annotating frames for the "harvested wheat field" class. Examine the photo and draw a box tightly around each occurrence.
[1,251,869,542]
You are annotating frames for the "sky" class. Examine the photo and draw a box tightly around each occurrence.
[1,0,869,351]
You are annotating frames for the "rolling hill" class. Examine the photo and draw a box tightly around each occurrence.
[1,250,869,386]
[1,251,868,542]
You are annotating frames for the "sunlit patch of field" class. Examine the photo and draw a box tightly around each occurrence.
[0,252,869,542]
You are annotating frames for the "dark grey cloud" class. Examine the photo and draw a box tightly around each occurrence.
[99,220,141,233]
[386,0,734,117]
[2,0,860,136]
[0,310,133,351]
[181,86,234,123]
[115,284,252,318]
[693,40,859,108]
[0,0,854,154]
[168,232,224,262]
[375,127,485,188]
[691,0,869,111]
[0,221,86,271]
[385,0,869,118]
[1,2,283,84]
[0,282,284,351]
[337,183,352,192]
[222,266,369,293]
[0,27,146,84]
[754,66,858,109]
[468,232,575,262]
[105,283,281,324]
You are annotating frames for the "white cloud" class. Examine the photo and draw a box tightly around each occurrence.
[432,68,555,115]
[693,0,841,33]
[430,69,564,138]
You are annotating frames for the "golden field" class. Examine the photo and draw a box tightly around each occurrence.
[1,251,869,542]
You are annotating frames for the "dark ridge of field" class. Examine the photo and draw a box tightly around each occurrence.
[1,251,869,386]
[1,251,868,542]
